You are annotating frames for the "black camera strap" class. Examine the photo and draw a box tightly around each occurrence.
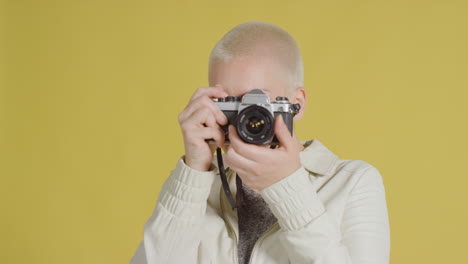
[216,147,238,210]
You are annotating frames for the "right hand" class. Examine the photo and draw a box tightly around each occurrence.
[178,85,229,171]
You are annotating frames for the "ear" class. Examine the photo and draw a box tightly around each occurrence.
[291,87,307,121]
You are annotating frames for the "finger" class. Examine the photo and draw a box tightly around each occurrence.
[179,96,228,125]
[200,96,229,125]
[224,145,256,173]
[186,107,214,126]
[210,126,226,148]
[187,126,225,147]
[179,96,209,122]
[204,111,218,128]
[274,115,294,149]
[190,86,228,101]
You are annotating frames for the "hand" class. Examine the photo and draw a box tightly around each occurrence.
[178,86,228,171]
[224,115,304,192]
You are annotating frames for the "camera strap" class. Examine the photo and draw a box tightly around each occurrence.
[216,148,238,210]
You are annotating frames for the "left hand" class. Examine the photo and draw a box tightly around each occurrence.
[224,115,304,192]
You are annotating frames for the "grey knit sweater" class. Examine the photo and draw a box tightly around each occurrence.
[236,176,278,264]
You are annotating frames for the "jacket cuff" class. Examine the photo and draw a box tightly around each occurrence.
[158,157,217,219]
[260,167,325,231]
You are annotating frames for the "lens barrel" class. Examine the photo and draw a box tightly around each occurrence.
[236,105,275,144]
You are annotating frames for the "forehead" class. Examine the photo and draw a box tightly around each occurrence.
[209,56,290,97]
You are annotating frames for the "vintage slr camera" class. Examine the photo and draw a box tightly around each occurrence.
[212,89,301,145]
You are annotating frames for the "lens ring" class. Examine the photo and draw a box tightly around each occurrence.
[236,105,274,144]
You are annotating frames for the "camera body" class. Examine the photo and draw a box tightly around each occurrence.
[213,89,301,145]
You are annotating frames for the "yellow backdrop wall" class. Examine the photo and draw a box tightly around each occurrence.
[1,0,467,263]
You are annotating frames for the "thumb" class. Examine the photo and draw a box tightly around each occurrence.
[274,115,293,147]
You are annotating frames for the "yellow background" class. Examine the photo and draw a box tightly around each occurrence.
[1,0,467,263]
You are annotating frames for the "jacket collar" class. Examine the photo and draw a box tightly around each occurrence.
[299,139,339,176]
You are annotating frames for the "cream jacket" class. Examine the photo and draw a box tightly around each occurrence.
[130,139,390,264]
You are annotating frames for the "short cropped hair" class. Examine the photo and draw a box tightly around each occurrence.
[208,21,304,90]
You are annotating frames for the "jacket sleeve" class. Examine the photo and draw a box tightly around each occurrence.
[130,157,217,264]
[259,165,390,264]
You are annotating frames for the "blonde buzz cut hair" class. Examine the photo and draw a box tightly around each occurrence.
[208,21,304,91]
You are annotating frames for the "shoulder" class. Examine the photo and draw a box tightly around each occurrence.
[300,139,386,194]
[331,158,386,194]
[335,159,381,179]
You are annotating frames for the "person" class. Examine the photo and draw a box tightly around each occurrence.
[130,21,390,264]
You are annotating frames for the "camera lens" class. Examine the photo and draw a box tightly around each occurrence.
[245,115,265,135]
[236,105,274,145]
